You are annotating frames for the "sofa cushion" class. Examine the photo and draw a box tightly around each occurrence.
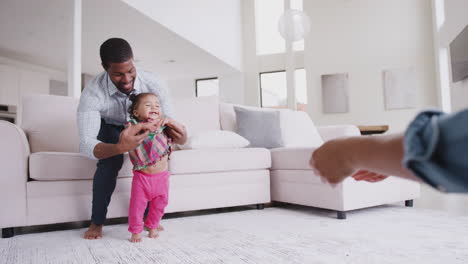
[280,110,323,148]
[29,152,133,181]
[169,148,271,174]
[20,95,221,154]
[270,147,316,170]
[219,103,323,148]
[220,103,267,132]
[234,107,283,149]
[31,148,272,180]
[20,94,80,153]
[219,102,237,132]
[179,130,250,150]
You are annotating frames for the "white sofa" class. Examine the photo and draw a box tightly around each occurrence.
[0,95,271,238]
[270,125,420,219]
[0,94,420,238]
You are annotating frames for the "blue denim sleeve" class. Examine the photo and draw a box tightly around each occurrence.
[403,109,468,193]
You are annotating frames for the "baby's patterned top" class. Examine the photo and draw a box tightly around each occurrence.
[126,119,172,171]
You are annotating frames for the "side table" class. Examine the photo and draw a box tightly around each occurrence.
[357,125,389,135]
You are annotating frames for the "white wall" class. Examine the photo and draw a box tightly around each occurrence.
[303,0,437,133]
[167,78,196,99]
[121,0,243,71]
[436,0,468,111]
[219,73,244,104]
[168,73,245,104]
[451,79,468,111]
[0,56,66,106]
[241,0,261,106]
[0,56,66,82]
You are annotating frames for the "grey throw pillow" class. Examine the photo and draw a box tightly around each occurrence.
[234,106,283,149]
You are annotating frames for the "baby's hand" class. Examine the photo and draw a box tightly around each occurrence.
[141,119,160,133]
[153,117,173,132]
[151,118,165,133]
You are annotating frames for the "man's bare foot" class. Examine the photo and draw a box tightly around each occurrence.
[130,233,142,243]
[148,228,159,239]
[83,223,103,240]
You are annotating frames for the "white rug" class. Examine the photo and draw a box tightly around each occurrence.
[1,205,468,264]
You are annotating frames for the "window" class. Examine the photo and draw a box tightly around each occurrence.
[195,78,219,97]
[295,68,307,111]
[259,68,307,111]
[255,0,284,55]
[255,0,304,55]
[290,0,304,52]
[434,0,445,30]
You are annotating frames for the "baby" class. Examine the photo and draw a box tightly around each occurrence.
[126,92,181,242]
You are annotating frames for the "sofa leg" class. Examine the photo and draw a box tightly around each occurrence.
[2,228,15,238]
[405,200,414,207]
[256,204,265,210]
[337,211,346,220]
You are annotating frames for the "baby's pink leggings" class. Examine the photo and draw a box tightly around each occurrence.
[128,170,170,234]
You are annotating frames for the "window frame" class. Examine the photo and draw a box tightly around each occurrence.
[259,68,306,109]
[259,70,286,108]
[195,77,219,97]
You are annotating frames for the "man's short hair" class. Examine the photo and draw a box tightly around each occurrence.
[100,38,133,69]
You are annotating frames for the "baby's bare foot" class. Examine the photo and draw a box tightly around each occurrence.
[145,225,164,232]
[83,223,103,240]
[130,233,142,243]
[148,228,159,239]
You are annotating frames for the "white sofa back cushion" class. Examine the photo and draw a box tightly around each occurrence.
[280,109,324,148]
[173,96,220,138]
[219,102,237,131]
[20,94,80,153]
[219,103,323,148]
[179,130,250,150]
[19,94,220,153]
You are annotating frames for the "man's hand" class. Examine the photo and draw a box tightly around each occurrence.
[117,123,152,153]
[93,122,159,160]
[352,170,389,182]
[310,138,357,184]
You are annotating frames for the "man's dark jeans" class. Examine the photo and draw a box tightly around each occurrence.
[91,120,124,225]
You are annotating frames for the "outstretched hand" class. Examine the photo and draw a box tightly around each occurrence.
[310,137,390,184]
[310,138,356,184]
[352,170,389,182]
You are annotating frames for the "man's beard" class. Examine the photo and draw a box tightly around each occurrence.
[115,80,134,94]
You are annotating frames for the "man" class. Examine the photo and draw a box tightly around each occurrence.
[77,38,187,239]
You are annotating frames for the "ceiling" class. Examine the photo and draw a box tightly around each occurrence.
[0,0,238,80]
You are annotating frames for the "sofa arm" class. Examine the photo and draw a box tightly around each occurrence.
[0,121,30,228]
[317,125,361,142]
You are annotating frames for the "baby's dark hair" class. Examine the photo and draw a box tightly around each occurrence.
[128,93,159,121]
